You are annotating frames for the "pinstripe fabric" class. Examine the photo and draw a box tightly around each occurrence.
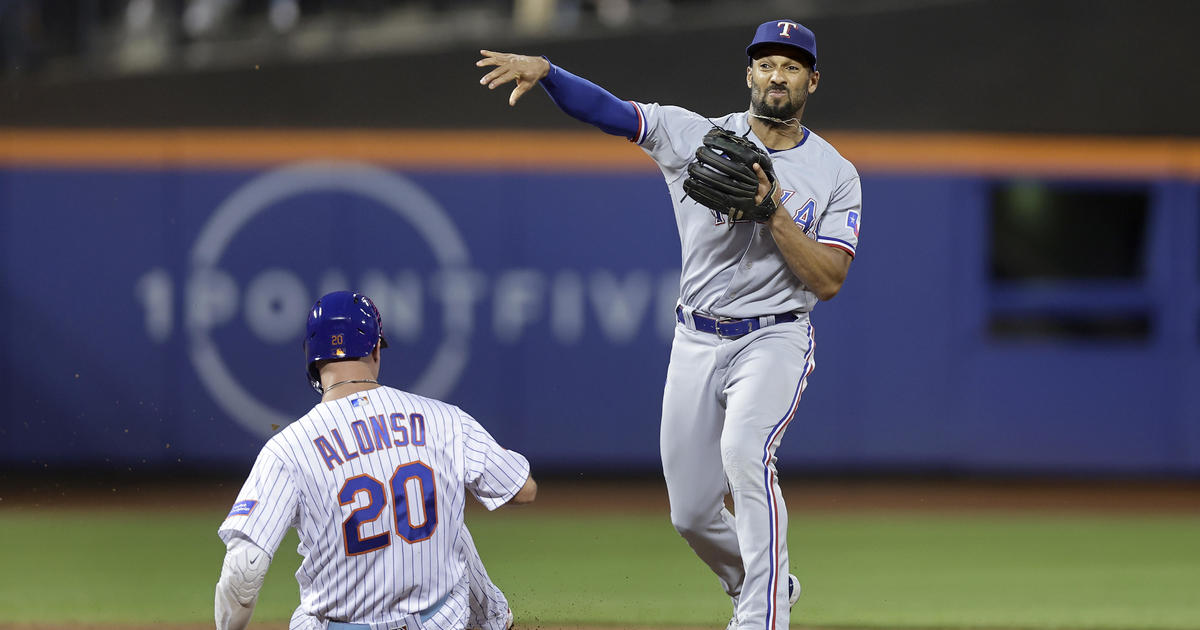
[219,386,529,630]
[459,520,512,629]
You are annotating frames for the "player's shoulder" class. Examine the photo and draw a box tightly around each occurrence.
[373,385,463,415]
[370,386,475,432]
[279,401,334,433]
[264,397,357,454]
[262,407,324,454]
[710,111,750,131]
[244,427,300,473]
[640,102,739,131]
[801,127,859,177]
[637,101,703,121]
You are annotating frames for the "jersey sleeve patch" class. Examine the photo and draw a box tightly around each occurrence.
[847,210,861,237]
[227,499,258,517]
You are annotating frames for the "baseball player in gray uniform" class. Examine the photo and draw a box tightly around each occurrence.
[214,291,537,630]
[477,19,860,630]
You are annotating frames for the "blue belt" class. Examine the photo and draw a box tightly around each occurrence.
[678,306,797,339]
[326,590,448,630]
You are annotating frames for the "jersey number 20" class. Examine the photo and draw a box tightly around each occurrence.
[339,461,437,555]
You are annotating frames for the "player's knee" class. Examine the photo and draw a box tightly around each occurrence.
[669,506,713,538]
[669,512,699,538]
[719,435,761,482]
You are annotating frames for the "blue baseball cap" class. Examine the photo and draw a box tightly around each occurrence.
[746,19,817,67]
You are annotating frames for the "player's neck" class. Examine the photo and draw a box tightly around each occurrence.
[320,368,381,403]
[749,114,805,150]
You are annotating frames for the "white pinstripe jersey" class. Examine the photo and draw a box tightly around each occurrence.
[218,386,530,629]
[631,105,862,318]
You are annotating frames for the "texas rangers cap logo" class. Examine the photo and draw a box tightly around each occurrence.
[746,19,817,66]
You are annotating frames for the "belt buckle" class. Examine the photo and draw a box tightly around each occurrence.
[715,316,742,339]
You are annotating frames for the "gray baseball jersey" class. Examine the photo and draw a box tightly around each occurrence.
[633,104,861,629]
[631,105,861,318]
[218,386,529,629]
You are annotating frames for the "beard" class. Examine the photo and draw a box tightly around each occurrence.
[751,83,806,125]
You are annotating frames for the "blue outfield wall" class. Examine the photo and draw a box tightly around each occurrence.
[1,162,1198,475]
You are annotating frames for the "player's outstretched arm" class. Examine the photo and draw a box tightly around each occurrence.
[476,50,640,138]
[509,474,538,505]
[477,50,551,106]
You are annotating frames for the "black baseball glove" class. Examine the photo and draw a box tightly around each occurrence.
[682,127,779,226]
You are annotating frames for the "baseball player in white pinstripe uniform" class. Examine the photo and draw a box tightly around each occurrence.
[478,18,860,630]
[214,291,536,630]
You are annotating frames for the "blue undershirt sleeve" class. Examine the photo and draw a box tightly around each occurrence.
[540,61,640,140]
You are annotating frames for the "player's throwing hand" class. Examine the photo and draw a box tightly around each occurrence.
[476,50,550,106]
[752,162,782,209]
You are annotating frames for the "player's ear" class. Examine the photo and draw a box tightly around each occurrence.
[808,69,819,93]
[367,346,381,378]
[746,66,753,88]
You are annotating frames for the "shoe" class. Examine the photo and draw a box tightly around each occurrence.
[726,575,799,628]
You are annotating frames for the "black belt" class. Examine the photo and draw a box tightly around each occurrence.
[677,306,797,339]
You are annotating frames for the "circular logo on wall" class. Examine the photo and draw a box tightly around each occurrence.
[187,161,472,437]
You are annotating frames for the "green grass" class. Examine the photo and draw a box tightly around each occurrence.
[1,508,1198,628]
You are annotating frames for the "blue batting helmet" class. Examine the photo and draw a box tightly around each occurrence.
[304,291,388,394]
